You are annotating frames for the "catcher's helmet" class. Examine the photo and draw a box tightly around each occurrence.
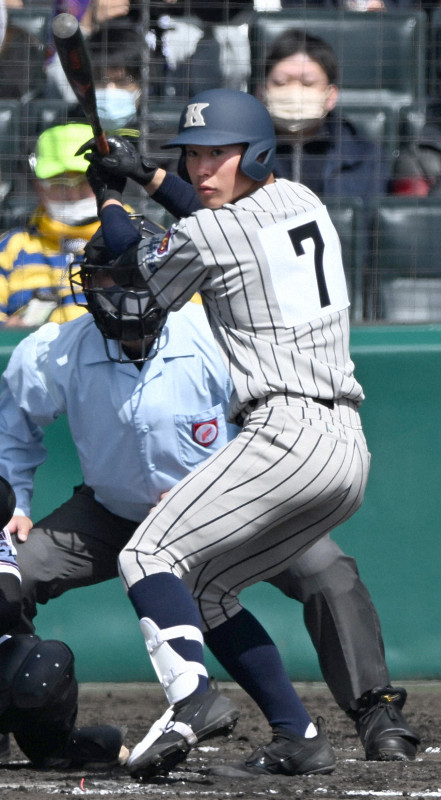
[70,217,167,363]
[163,88,276,182]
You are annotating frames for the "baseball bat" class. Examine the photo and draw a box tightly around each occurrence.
[52,12,109,155]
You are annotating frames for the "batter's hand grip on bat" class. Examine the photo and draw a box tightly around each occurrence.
[76,136,159,187]
[52,12,109,155]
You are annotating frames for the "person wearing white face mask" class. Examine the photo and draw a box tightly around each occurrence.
[261,29,391,204]
[95,77,140,134]
[0,123,101,328]
[87,23,144,135]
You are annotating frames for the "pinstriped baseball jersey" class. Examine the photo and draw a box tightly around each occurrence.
[118,177,370,620]
[136,178,364,421]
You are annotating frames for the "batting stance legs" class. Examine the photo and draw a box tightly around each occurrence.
[118,398,369,777]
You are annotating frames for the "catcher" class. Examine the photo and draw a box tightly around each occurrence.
[0,475,128,769]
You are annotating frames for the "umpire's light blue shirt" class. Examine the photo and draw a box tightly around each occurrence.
[0,301,238,522]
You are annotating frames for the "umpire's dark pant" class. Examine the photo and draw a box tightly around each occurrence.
[14,485,139,634]
[268,537,389,713]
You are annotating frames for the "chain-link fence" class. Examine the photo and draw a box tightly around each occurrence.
[1,1,441,323]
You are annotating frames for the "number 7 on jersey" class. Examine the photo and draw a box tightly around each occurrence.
[257,205,349,328]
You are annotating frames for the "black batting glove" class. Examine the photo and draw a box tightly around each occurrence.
[77,136,158,187]
[86,163,126,213]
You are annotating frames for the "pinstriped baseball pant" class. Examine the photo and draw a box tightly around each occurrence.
[118,395,370,630]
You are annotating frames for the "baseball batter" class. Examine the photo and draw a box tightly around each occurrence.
[85,89,371,779]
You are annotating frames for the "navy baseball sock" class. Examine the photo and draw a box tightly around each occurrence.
[205,608,314,737]
[128,573,210,696]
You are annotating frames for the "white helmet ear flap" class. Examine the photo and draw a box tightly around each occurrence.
[140,617,208,705]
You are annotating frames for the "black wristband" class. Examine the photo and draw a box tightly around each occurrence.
[105,188,123,201]
[99,188,123,211]
[139,157,158,185]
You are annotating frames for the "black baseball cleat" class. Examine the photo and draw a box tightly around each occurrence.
[209,718,336,778]
[127,686,239,780]
[37,726,129,770]
[352,686,420,761]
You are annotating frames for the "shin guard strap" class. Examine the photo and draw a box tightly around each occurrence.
[140,617,208,705]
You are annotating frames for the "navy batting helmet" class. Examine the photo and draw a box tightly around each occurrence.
[163,89,276,182]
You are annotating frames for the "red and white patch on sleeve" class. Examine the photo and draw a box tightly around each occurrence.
[192,419,219,446]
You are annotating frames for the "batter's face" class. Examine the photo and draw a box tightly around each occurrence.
[185,144,260,208]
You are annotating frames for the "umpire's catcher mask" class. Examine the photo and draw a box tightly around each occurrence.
[70,217,168,364]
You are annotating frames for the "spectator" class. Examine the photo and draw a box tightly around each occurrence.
[0,122,100,327]
[150,0,253,99]
[44,0,134,102]
[86,20,179,214]
[63,2,253,103]
[87,22,143,134]
[260,29,391,203]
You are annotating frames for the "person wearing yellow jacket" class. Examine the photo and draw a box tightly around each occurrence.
[0,123,100,328]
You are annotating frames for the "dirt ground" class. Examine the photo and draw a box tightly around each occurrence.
[0,681,440,799]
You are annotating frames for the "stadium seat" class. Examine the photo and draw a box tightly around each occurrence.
[6,6,51,42]
[0,100,20,206]
[23,98,73,144]
[324,197,365,322]
[0,191,38,235]
[397,101,427,148]
[338,103,399,164]
[248,9,427,109]
[2,7,52,101]
[369,197,441,322]
[142,100,182,159]
[427,7,441,96]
